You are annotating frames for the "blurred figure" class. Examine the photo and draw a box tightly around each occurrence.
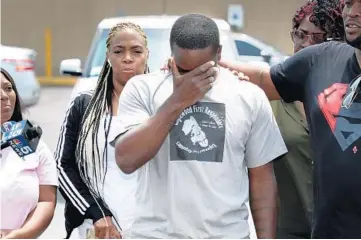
[219,0,361,237]
[272,0,345,238]
[0,68,57,238]
[55,22,149,239]
[114,14,287,238]
[291,0,344,53]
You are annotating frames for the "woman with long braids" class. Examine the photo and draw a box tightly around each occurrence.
[55,22,149,239]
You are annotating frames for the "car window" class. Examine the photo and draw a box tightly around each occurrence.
[85,28,237,77]
[235,40,261,57]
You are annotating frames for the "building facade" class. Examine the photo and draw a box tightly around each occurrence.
[2,0,306,75]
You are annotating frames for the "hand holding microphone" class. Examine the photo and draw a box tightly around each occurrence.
[1,120,43,157]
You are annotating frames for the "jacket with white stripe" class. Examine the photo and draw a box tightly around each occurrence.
[55,92,112,238]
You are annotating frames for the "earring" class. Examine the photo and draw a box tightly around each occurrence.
[144,63,149,74]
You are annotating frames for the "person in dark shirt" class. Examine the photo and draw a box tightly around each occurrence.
[220,0,361,238]
[271,0,344,238]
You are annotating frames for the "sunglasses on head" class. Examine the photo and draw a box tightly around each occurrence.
[342,75,361,109]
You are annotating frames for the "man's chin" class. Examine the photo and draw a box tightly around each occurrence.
[346,35,361,50]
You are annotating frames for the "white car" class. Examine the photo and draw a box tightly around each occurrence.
[1,45,41,107]
[59,15,240,98]
[233,33,289,66]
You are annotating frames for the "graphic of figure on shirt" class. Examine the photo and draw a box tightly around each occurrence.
[318,82,361,151]
[182,116,209,148]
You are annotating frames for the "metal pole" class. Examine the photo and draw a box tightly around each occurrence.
[44,28,52,77]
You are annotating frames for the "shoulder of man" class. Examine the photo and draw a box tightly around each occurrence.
[125,71,171,97]
[127,70,170,86]
[318,41,354,56]
[219,67,263,94]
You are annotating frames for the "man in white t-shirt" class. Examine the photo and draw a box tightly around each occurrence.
[113,13,287,239]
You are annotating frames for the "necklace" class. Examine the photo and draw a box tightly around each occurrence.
[113,90,120,102]
[112,91,120,116]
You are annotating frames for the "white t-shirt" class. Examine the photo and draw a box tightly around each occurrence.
[77,115,138,238]
[0,140,58,231]
[114,68,287,238]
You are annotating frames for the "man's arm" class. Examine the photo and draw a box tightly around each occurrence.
[249,162,277,239]
[244,87,287,238]
[220,43,320,102]
[115,96,184,174]
[220,62,280,100]
[115,59,217,174]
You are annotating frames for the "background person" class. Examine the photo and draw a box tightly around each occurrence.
[55,22,149,239]
[219,0,361,237]
[0,68,58,239]
[272,0,344,238]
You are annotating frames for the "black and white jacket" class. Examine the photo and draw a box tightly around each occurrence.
[54,91,112,238]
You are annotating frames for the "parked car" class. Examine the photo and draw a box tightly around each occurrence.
[232,33,289,66]
[1,45,41,107]
[59,15,241,98]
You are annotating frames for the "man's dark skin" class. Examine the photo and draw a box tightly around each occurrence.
[115,43,278,238]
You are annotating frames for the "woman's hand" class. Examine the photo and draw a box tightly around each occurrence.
[93,216,122,239]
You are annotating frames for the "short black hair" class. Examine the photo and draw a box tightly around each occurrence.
[170,13,220,51]
[1,68,23,122]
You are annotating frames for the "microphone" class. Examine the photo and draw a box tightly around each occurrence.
[1,141,10,149]
[1,121,15,133]
[0,121,15,149]
[1,120,43,157]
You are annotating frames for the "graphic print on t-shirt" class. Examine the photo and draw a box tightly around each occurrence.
[170,102,226,162]
[318,83,361,151]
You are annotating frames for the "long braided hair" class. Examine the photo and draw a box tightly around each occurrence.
[75,22,148,223]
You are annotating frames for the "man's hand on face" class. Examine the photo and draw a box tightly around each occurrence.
[169,57,218,109]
